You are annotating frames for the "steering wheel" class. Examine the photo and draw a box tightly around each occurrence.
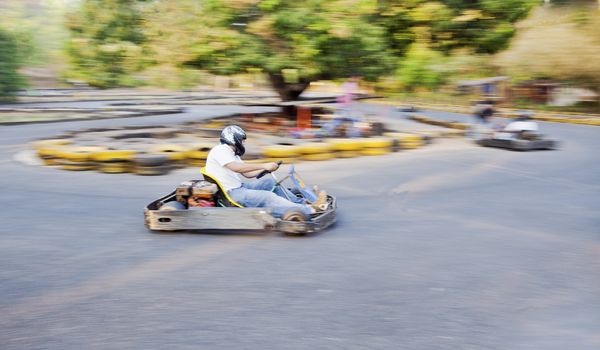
[256,160,283,179]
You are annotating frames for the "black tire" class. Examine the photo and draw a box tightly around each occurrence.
[134,165,172,176]
[133,154,169,167]
[282,210,307,222]
[391,139,401,152]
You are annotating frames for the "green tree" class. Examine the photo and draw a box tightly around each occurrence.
[65,0,543,96]
[394,42,448,92]
[377,0,538,55]
[494,1,600,96]
[65,0,147,88]
[143,0,393,100]
[0,27,26,101]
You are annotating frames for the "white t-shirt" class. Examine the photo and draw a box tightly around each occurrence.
[504,120,538,132]
[205,144,243,192]
[494,120,539,140]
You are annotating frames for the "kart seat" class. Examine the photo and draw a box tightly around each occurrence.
[200,167,244,208]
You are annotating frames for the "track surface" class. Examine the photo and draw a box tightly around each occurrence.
[1,102,599,350]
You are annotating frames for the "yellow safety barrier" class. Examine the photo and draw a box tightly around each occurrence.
[327,138,365,151]
[246,157,297,164]
[300,152,336,161]
[55,146,107,162]
[148,144,188,161]
[362,137,394,148]
[97,162,130,173]
[261,145,300,158]
[296,142,334,154]
[62,162,96,171]
[360,148,391,156]
[336,150,362,158]
[91,150,137,162]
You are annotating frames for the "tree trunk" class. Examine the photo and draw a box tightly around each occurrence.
[268,73,311,101]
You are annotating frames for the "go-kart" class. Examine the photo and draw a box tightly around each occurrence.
[144,162,336,235]
[476,130,558,151]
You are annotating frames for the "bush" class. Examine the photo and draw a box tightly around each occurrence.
[0,28,26,101]
[394,43,448,92]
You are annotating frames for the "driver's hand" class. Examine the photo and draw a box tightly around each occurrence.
[264,162,279,172]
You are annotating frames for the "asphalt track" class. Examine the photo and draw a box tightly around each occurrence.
[0,102,599,350]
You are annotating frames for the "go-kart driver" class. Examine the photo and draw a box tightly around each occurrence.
[205,125,328,218]
[494,112,539,140]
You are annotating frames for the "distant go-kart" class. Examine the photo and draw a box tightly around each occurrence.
[476,130,558,151]
[144,162,336,235]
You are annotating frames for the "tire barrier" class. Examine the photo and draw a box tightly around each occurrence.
[54,146,107,171]
[90,150,137,162]
[30,115,435,175]
[336,150,362,158]
[383,133,425,150]
[360,148,390,156]
[262,145,300,159]
[328,138,363,151]
[297,142,333,154]
[131,154,172,176]
[55,146,107,162]
[409,115,474,135]
[301,152,336,161]
[186,152,208,167]
[357,137,394,156]
[327,138,363,158]
[375,99,600,127]
[147,144,188,168]
[61,161,96,171]
[409,115,460,129]
[97,162,130,174]
[132,164,172,176]
[90,149,136,174]
[362,137,394,149]
[33,139,72,166]
[411,111,600,131]
[246,157,297,164]
[185,142,212,167]
[132,154,170,167]
[297,142,334,161]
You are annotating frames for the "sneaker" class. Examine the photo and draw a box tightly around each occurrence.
[310,190,328,212]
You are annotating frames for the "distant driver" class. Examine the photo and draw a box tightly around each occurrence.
[495,112,539,140]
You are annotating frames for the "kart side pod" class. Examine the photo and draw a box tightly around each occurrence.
[144,190,337,235]
[477,138,557,151]
[145,191,278,232]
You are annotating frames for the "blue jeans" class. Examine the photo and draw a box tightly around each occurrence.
[227,177,312,218]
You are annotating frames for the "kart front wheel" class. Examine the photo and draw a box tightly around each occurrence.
[282,210,307,222]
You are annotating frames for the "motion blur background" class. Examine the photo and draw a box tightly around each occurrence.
[1,0,600,110]
[1,1,599,350]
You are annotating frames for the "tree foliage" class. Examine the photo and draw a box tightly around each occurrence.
[64,0,541,97]
[142,0,393,99]
[65,0,147,88]
[394,42,447,92]
[377,0,538,55]
[0,0,71,67]
[494,1,600,90]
